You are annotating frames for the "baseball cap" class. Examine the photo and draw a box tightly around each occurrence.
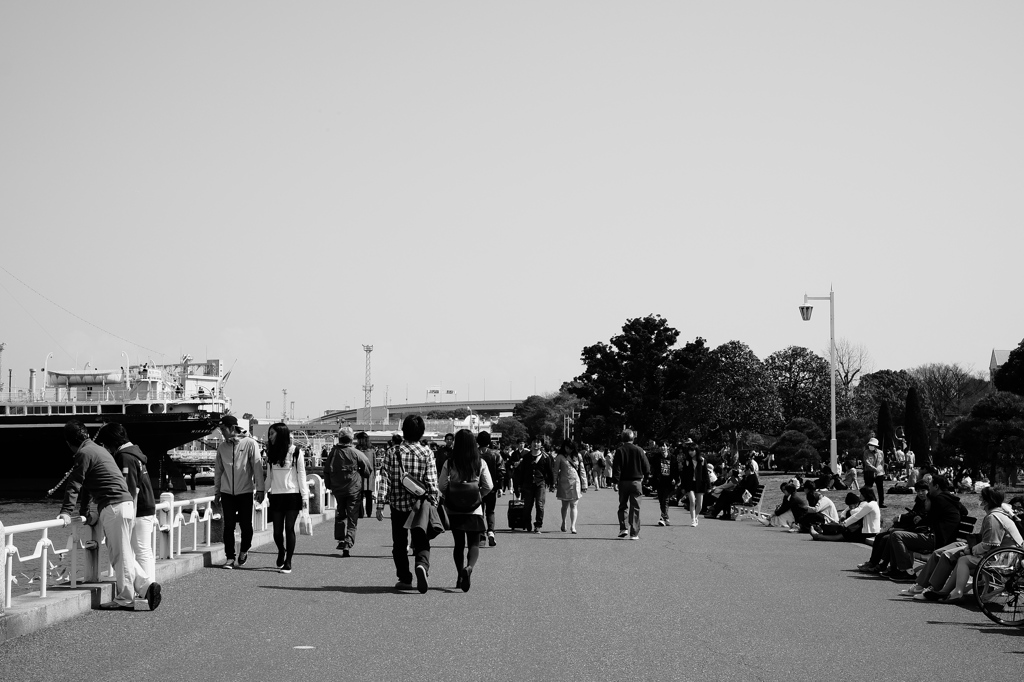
[219,415,238,429]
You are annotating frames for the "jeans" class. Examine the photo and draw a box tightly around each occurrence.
[100,501,139,606]
[657,481,674,520]
[618,480,642,536]
[522,483,546,530]
[889,531,934,570]
[221,493,254,561]
[390,508,430,583]
[333,487,361,549]
[482,490,498,533]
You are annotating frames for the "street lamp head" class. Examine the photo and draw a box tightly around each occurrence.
[799,305,813,321]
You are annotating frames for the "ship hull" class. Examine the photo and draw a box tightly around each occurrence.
[0,412,220,496]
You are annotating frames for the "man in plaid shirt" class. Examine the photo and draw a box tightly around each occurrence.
[376,414,439,593]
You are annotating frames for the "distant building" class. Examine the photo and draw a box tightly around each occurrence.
[991,349,1012,381]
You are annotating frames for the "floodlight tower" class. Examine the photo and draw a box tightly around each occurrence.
[0,342,5,393]
[362,345,374,408]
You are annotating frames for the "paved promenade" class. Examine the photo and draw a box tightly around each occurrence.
[2,490,1021,681]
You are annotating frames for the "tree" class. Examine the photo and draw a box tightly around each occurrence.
[764,346,831,427]
[904,386,932,466]
[852,369,933,429]
[833,338,873,418]
[513,395,560,441]
[565,315,708,444]
[910,362,990,420]
[836,417,871,464]
[934,391,1024,483]
[877,401,897,456]
[769,430,821,472]
[494,416,528,444]
[994,338,1024,397]
[684,341,783,458]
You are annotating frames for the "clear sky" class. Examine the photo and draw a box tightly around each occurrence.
[2,2,1021,420]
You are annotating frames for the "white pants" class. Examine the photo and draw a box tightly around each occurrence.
[769,510,796,527]
[100,501,137,606]
[132,514,155,590]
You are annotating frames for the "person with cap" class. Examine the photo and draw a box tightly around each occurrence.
[324,426,371,557]
[862,437,887,508]
[678,439,711,527]
[213,414,265,569]
[57,420,161,611]
[612,429,650,539]
[476,431,504,547]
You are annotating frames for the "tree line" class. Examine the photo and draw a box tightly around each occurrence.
[494,315,1024,483]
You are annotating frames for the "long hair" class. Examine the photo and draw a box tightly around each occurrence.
[560,440,578,461]
[450,429,481,481]
[266,422,291,467]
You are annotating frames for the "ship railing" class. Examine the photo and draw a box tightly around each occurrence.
[154,494,219,560]
[0,388,228,404]
[1,516,93,611]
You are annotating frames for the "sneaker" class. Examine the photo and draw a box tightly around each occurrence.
[415,564,429,594]
[532,528,541,534]
[786,527,799,533]
[691,519,698,527]
[488,534,496,547]
[99,601,132,610]
[145,582,162,611]
[856,562,877,573]
[276,552,285,568]
[342,549,350,558]
[879,504,888,509]
[237,551,248,567]
[618,530,629,538]
[280,562,292,574]
[629,535,640,540]
[657,519,666,527]
[336,542,346,550]
[886,569,916,582]
[222,559,235,570]
[395,581,414,591]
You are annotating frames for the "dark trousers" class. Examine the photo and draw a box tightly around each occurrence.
[482,490,498,533]
[221,493,254,560]
[798,511,829,533]
[657,481,674,520]
[521,483,546,530]
[864,471,885,505]
[868,529,896,565]
[889,531,934,571]
[333,487,361,549]
[618,480,642,535]
[269,508,300,563]
[390,508,430,583]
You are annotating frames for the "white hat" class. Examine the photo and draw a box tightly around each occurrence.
[867,437,879,448]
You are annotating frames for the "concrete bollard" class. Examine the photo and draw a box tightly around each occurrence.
[157,492,175,560]
[307,475,324,514]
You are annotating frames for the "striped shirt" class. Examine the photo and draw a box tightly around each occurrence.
[377,441,439,512]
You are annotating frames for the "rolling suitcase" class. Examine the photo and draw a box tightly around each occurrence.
[507,498,529,531]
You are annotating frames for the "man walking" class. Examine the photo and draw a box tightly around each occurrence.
[477,431,504,547]
[213,414,265,569]
[376,415,439,593]
[613,430,650,539]
[514,437,554,533]
[325,427,371,557]
[57,420,161,611]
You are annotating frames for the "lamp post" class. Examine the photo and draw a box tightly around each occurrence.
[120,352,131,391]
[799,287,838,474]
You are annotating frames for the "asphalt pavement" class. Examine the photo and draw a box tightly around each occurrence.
[1,488,1021,681]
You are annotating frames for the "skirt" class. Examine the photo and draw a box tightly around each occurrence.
[269,492,303,512]
[447,511,486,532]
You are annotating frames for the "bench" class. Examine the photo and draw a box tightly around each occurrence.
[732,484,767,522]
[912,516,977,570]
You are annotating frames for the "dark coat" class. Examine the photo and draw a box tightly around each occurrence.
[679,456,712,493]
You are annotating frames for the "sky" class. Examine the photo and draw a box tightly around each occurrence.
[2,2,1021,420]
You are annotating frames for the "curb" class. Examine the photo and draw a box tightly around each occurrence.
[0,510,335,643]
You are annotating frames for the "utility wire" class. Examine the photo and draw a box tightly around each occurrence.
[0,264,167,358]
[0,276,75,363]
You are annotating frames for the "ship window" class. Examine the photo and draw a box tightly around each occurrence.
[54,405,74,414]
[0,406,6,414]
[101,404,124,414]
[28,406,49,415]
[9,406,25,415]
[75,405,98,414]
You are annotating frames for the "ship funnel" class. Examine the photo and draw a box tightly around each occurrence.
[29,368,37,399]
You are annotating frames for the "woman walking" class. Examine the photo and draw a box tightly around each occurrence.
[678,439,711,527]
[265,422,308,574]
[555,441,588,533]
[439,429,493,592]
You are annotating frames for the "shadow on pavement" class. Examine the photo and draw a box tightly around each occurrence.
[257,584,400,594]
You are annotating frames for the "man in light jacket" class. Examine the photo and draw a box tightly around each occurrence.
[213,414,265,569]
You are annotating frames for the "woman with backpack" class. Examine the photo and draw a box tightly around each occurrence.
[439,429,493,592]
[265,422,308,574]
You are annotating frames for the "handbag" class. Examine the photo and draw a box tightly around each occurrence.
[397,457,428,498]
[298,509,313,536]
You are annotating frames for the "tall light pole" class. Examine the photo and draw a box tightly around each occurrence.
[799,287,837,473]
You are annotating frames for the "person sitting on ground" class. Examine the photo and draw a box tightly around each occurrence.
[796,482,840,533]
[760,482,807,528]
[878,475,969,582]
[919,486,1023,602]
[858,479,931,574]
[809,487,881,543]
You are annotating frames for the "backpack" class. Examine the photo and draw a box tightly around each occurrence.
[329,446,359,488]
[445,461,483,513]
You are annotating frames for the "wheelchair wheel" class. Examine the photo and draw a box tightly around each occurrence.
[974,546,1024,627]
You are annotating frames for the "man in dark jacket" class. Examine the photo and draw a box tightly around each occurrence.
[325,427,371,556]
[613,430,651,539]
[95,422,159,603]
[514,437,554,533]
[652,442,679,526]
[885,475,969,581]
[57,420,160,611]
[477,431,504,547]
